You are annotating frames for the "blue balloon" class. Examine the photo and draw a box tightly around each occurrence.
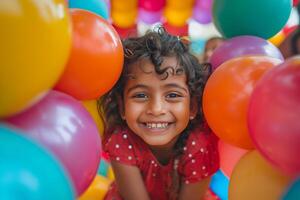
[282,177,300,200]
[0,124,75,200]
[97,159,109,177]
[210,170,229,200]
[190,39,206,55]
[69,0,109,19]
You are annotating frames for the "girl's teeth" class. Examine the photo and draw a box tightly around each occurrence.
[146,123,168,129]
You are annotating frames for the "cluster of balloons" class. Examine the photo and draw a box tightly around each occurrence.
[1,0,299,200]
[203,0,300,199]
[0,0,124,199]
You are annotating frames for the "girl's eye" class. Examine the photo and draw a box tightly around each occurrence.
[132,93,148,99]
[166,93,182,98]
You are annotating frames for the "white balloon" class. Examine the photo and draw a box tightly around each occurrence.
[285,7,299,28]
[188,19,221,40]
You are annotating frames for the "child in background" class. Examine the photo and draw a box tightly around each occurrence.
[202,37,224,63]
[98,27,219,200]
[279,3,300,58]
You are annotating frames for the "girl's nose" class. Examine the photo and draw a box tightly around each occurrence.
[146,97,167,116]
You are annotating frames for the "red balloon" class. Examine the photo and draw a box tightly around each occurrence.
[6,91,101,196]
[163,22,189,36]
[113,24,137,39]
[248,56,300,177]
[139,0,165,11]
[282,25,297,36]
[55,9,124,100]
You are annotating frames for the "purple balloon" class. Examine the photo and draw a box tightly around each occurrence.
[138,8,162,24]
[209,35,284,70]
[193,9,212,24]
[6,91,101,196]
[192,0,213,24]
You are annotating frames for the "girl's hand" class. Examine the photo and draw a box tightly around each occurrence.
[178,177,211,200]
[111,160,151,200]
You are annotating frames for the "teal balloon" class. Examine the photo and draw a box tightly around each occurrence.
[213,0,292,39]
[282,177,300,200]
[69,0,109,19]
[0,124,75,200]
[97,159,109,177]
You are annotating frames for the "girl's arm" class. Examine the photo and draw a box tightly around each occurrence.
[111,160,151,200]
[178,177,211,200]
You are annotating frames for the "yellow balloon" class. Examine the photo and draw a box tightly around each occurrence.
[112,10,137,28]
[111,0,137,11]
[78,175,112,200]
[82,100,104,136]
[229,151,291,200]
[269,31,285,47]
[166,0,194,9]
[107,166,115,181]
[164,8,192,27]
[0,0,71,118]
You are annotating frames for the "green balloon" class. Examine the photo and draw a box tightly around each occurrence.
[213,0,292,39]
[0,124,75,200]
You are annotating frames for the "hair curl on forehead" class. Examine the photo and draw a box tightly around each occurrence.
[98,26,211,137]
[123,27,190,78]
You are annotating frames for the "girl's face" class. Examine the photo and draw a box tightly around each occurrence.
[121,57,196,148]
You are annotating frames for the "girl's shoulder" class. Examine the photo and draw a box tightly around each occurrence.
[178,125,220,183]
[103,126,147,166]
[188,124,218,146]
[182,124,219,157]
[103,126,145,149]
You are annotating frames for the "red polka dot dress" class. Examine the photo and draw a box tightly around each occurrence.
[103,126,219,200]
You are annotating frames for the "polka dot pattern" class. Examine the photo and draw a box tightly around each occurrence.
[103,126,220,198]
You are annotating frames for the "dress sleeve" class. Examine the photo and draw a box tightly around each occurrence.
[103,129,138,166]
[179,131,219,184]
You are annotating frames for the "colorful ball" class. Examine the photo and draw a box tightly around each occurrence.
[55,9,123,100]
[0,0,71,118]
[0,124,75,199]
[213,0,292,39]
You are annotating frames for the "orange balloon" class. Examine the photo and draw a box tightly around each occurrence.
[229,151,291,200]
[111,0,137,11]
[55,9,124,100]
[203,56,281,149]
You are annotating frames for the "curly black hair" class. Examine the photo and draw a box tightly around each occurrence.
[98,27,211,156]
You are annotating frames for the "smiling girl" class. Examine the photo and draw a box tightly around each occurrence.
[98,27,219,200]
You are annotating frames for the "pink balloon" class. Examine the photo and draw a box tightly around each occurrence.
[6,90,101,196]
[139,0,165,11]
[218,140,248,178]
[248,56,300,177]
[209,35,284,70]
